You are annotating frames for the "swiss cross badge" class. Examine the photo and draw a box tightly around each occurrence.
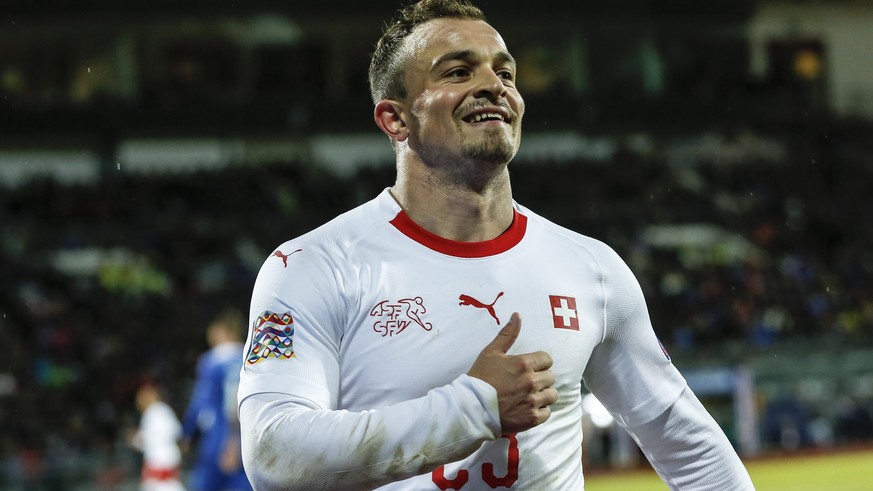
[549,295,579,330]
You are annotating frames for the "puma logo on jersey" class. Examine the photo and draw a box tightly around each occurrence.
[459,291,504,324]
[272,248,302,267]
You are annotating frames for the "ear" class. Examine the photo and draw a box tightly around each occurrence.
[374,100,409,142]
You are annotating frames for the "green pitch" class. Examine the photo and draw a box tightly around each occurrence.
[584,449,873,491]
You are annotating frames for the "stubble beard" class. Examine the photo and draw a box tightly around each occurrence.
[460,125,516,166]
[420,122,518,192]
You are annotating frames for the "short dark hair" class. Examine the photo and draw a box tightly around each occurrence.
[210,306,246,339]
[368,0,486,104]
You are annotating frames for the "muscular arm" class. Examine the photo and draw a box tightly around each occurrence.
[625,388,756,490]
[239,375,501,491]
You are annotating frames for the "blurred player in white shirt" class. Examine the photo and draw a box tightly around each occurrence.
[132,383,186,491]
[238,1,756,489]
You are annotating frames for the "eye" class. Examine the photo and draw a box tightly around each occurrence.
[497,69,515,82]
[446,67,472,79]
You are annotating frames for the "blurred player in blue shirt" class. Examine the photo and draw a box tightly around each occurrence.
[182,308,252,491]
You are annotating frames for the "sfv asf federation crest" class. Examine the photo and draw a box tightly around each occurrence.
[247,311,296,365]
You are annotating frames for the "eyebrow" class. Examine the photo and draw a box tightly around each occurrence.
[431,49,517,72]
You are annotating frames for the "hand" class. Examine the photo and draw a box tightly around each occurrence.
[467,313,557,434]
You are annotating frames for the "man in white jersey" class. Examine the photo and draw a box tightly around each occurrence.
[132,383,186,491]
[238,1,756,489]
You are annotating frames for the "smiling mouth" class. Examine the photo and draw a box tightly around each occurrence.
[463,112,508,124]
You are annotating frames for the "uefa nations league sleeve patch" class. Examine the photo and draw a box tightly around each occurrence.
[246,311,296,365]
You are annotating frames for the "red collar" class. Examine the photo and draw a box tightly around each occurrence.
[390,209,527,258]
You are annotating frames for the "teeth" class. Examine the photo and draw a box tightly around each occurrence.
[469,113,504,123]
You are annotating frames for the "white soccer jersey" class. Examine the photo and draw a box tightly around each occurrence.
[137,401,186,491]
[240,189,687,490]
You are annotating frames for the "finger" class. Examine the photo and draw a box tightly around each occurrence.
[530,369,556,391]
[521,351,553,372]
[534,406,552,426]
[528,389,558,419]
[539,387,559,408]
[487,312,521,354]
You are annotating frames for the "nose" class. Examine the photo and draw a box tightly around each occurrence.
[472,69,507,100]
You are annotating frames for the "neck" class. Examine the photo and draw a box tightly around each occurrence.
[390,158,514,242]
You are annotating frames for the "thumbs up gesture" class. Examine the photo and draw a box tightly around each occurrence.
[467,313,558,434]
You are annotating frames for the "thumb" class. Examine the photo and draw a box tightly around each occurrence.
[487,312,521,354]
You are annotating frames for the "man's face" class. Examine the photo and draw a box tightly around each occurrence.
[400,18,524,176]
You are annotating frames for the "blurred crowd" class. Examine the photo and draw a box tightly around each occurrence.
[2,120,873,487]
